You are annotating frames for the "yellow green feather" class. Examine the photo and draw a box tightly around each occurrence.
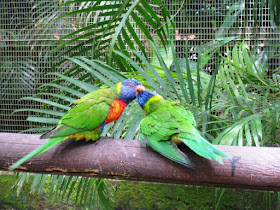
[116,82,122,95]
[143,95,163,114]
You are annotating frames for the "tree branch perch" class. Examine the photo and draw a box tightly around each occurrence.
[0,133,279,191]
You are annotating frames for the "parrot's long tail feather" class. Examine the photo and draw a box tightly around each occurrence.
[40,125,77,140]
[9,137,65,170]
[180,137,231,165]
[40,126,56,139]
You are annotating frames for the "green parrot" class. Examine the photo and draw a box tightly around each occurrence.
[136,89,231,168]
[10,79,145,170]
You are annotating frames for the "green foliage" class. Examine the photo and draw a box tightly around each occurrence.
[50,0,171,69]
[112,181,278,210]
[13,173,113,210]
[0,173,77,209]
[2,174,279,209]
[213,41,280,146]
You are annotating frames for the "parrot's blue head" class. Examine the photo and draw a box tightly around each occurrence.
[136,90,159,109]
[118,79,145,103]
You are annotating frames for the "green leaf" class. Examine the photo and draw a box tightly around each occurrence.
[79,178,90,206]
[38,175,48,194]
[67,176,78,203]
[83,178,96,209]
[224,69,244,107]
[131,11,154,42]
[124,106,145,140]
[253,115,262,146]
[196,47,202,107]
[214,115,256,145]
[54,175,64,202]
[19,97,70,111]
[109,0,141,55]
[126,21,148,58]
[219,66,235,105]
[215,2,244,39]
[237,127,243,146]
[16,173,29,196]
[94,60,128,81]
[61,176,72,199]
[27,117,60,124]
[215,189,226,210]
[47,72,98,93]
[12,108,65,117]
[268,0,280,26]
[185,41,196,105]
[149,40,180,100]
[130,49,172,98]
[49,175,58,202]
[37,93,76,104]
[113,50,166,97]
[137,2,167,44]
[205,57,219,111]
[20,127,54,134]
[244,123,252,146]
[75,177,85,205]
[31,174,43,193]
[76,57,120,85]
[110,105,132,138]
[171,42,189,103]
[40,83,85,98]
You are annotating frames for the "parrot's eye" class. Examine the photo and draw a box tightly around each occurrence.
[128,83,133,87]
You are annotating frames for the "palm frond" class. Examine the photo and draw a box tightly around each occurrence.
[50,0,172,70]
[212,41,280,146]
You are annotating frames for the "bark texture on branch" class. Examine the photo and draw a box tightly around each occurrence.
[0,133,279,191]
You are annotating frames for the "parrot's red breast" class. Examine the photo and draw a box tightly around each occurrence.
[104,99,127,123]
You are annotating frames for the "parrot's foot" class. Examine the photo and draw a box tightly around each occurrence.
[102,136,114,140]
[94,136,113,146]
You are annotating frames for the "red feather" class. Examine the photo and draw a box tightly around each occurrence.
[104,99,127,123]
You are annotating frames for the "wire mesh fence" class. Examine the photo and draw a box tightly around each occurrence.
[0,0,279,133]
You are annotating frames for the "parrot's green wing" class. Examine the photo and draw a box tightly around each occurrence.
[178,106,196,127]
[41,102,110,139]
[139,109,194,168]
[61,102,109,130]
[140,133,193,168]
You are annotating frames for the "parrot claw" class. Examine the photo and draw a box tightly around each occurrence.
[95,136,114,146]
[95,136,105,146]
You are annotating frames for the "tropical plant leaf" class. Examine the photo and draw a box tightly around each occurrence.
[214,41,280,146]
[215,2,245,39]
[50,0,171,72]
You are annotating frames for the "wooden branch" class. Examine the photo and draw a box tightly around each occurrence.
[0,133,279,191]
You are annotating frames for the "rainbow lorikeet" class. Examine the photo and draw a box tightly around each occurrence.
[136,90,231,168]
[10,79,145,170]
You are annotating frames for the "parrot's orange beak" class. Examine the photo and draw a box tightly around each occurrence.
[135,85,145,96]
